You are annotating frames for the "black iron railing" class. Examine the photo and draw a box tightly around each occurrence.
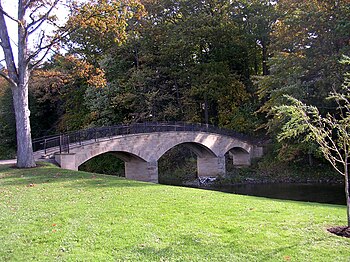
[32,122,257,155]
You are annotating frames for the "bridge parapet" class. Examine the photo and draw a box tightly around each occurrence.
[33,122,260,156]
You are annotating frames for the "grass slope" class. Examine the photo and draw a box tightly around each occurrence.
[0,163,349,261]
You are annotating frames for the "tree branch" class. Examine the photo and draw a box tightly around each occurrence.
[0,70,16,87]
[0,2,18,83]
[0,4,20,24]
[29,44,53,70]
[28,3,46,24]
[24,0,37,10]
[27,24,77,69]
[324,154,344,176]
[27,0,60,35]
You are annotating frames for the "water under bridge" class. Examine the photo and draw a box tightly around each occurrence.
[33,122,264,183]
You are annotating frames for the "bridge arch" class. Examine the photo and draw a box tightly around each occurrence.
[157,142,222,183]
[73,148,158,182]
[76,150,147,169]
[226,147,251,167]
[155,141,217,161]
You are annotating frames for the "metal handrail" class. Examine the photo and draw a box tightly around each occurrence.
[32,122,259,155]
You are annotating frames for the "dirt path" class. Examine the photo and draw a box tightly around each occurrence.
[0,159,16,165]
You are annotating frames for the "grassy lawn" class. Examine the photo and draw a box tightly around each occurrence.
[0,163,349,261]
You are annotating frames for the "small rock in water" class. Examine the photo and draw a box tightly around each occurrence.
[199,177,217,185]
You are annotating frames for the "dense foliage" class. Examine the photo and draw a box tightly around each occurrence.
[275,56,350,226]
[0,0,349,170]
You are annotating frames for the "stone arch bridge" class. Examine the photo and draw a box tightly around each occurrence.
[33,122,264,183]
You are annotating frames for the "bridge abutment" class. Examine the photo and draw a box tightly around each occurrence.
[55,153,78,171]
[197,156,226,178]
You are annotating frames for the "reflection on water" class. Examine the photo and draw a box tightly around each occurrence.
[203,183,346,205]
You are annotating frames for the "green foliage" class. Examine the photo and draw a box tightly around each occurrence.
[237,0,277,75]
[28,55,109,134]
[256,0,350,161]
[0,81,16,159]
[275,56,350,225]
[158,145,197,185]
[79,153,124,176]
[60,0,269,133]
[276,86,350,177]
[13,0,280,139]
[63,0,145,64]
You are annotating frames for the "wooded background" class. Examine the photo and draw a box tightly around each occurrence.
[0,0,349,170]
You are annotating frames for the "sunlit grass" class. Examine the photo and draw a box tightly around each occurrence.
[0,163,349,261]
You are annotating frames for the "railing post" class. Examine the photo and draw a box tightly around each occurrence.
[59,134,62,154]
[95,128,97,142]
[44,139,47,155]
[67,135,70,154]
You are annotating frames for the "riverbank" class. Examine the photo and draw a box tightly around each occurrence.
[1,162,349,261]
[160,153,344,187]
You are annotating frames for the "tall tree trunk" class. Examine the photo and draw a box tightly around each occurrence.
[174,79,183,115]
[261,38,269,76]
[204,94,209,125]
[12,81,35,168]
[254,41,259,75]
[9,0,35,168]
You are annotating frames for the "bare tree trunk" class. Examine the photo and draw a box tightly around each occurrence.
[11,0,35,168]
[12,81,35,167]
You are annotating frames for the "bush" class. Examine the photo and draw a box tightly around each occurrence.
[79,153,124,176]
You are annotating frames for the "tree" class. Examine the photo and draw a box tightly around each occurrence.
[80,0,256,128]
[63,0,145,65]
[276,56,350,228]
[237,0,277,75]
[0,77,16,159]
[257,0,350,162]
[0,0,143,167]
[28,54,108,133]
[0,0,60,167]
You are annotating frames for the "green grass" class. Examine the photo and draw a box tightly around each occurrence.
[0,163,349,261]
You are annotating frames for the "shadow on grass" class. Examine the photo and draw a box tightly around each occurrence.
[130,234,299,261]
[131,234,211,259]
[0,162,156,189]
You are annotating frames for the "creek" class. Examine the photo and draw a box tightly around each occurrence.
[198,183,346,205]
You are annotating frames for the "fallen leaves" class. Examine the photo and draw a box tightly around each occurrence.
[52,223,57,233]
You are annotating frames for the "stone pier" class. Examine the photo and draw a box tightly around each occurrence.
[197,156,226,177]
[125,160,158,183]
